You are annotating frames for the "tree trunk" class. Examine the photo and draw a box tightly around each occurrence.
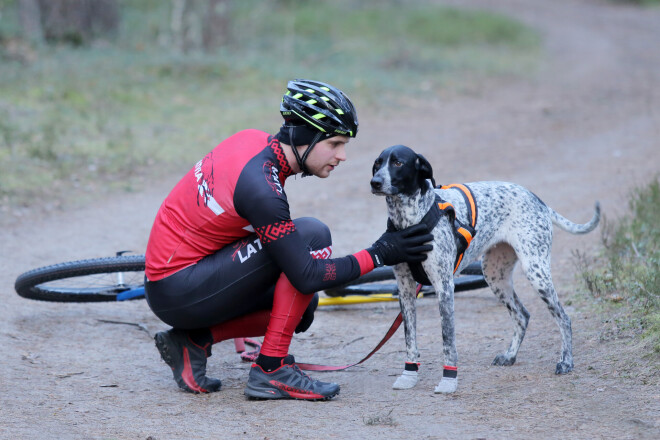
[37,0,120,45]
[18,0,44,44]
[170,0,231,53]
[202,0,231,51]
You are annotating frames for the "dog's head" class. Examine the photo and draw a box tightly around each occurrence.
[370,145,435,196]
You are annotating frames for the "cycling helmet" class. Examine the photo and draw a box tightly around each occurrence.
[278,79,359,176]
[281,79,359,138]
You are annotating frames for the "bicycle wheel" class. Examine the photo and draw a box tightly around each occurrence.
[324,261,486,297]
[15,255,146,302]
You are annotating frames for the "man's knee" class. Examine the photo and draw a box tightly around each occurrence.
[295,292,319,334]
[293,217,332,255]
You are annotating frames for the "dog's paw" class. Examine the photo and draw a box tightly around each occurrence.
[555,361,573,374]
[491,354,516,366]
[392,370,418,390]
[434,377,457,394]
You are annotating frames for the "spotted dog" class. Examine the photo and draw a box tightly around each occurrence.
[370,145,600,394]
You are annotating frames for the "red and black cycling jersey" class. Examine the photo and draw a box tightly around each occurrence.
[145,129,373,293]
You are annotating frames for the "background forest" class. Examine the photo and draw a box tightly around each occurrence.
[0,0,539,206]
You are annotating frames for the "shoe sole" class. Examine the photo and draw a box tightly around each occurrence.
[154,332,222,394]
[244,384,340,401]
[154,332,178,371]
[155,332,220,394]
[154,331,195,393]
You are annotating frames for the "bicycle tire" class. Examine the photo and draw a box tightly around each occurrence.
[457,260,484,276]
[324,261,486,297]
[15,255,146,303]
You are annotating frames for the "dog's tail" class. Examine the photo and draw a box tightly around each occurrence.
[550,202,601,234]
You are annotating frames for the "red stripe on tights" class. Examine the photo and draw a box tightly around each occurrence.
[260,273,313,357]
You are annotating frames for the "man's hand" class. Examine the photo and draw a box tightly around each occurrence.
[367,224,433,267]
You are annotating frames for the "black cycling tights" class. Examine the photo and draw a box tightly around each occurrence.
[144,217,330,329]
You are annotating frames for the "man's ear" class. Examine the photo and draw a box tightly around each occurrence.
[416,154,436,189]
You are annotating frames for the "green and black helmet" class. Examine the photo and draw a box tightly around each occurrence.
[281,79,359,138]
[277,79,359,176]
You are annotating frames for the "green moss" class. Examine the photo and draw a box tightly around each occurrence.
[576,178,660,355]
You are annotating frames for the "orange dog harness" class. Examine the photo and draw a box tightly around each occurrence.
[387,183,477,285]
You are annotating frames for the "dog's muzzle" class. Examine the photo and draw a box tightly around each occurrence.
[370,176,383,192]
[371,176,391,195]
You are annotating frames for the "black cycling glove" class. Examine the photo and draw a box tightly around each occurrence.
[366,223,434,267]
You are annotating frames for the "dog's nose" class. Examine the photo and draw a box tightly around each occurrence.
[370,178,382,190]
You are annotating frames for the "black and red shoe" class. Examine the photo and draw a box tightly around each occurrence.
[244,355,339,401]
[154,329,221,394]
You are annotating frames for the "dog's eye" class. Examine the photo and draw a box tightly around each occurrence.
[393,160,403,167]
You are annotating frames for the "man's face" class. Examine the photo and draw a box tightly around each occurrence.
[304,135,350,178]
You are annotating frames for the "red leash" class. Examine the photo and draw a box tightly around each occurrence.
[296,311,404,371]
[234,338,262,362]
[296,284,422,372]
[234,285,421,371]
[234,316,404,371]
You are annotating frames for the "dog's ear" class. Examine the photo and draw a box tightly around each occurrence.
[416,154,436,189]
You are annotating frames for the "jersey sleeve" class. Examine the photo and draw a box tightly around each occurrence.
[234,170,371,294]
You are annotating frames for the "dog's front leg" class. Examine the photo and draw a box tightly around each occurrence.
[391,264,420,390]
[426,230,459,394]
[433,274,458,394]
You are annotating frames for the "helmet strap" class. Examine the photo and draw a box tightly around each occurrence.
[299,131,324,177]
[289,126,323,178]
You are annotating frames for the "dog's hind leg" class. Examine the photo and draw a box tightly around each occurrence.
[392,264,421,390]
[482,243,531,367]
[518,248,574,374]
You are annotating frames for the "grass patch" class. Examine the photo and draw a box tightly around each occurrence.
[575,177,660,357]
[363,408,397,426]
[0,0,540,212]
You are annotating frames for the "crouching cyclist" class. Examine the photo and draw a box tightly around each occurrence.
[144,79,433,400]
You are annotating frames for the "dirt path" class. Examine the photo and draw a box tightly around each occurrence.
[1,1,659,439]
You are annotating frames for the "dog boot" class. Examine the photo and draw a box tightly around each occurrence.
[392,370,418,390]
[434,377,458,394]
[392,362,420,390]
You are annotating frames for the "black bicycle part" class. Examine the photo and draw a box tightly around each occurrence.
[14,254,146,302]
[15,256,486,302]
[323,260,487,297]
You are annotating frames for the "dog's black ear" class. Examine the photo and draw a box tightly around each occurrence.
[416,154,436,189]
